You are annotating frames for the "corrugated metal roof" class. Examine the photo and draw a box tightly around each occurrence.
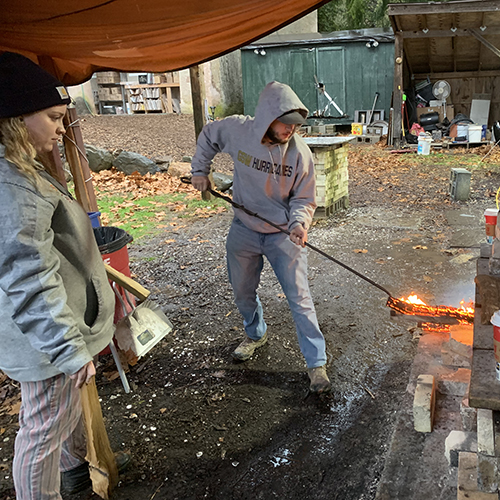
[243,27,394,50]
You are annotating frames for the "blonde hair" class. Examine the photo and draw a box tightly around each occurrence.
[0,117,40,179]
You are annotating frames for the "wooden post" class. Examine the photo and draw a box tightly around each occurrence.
[393,32,404,149]
[63,108,99,213]
[189,65,212,200]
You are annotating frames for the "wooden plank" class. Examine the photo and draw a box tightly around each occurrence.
[470,28,500,59]
[469,349,500,410]
[104,263,150,302]
[166,87,173,113]
[124,83,180,89]
[81,378,118,499]
[67,108,98,212]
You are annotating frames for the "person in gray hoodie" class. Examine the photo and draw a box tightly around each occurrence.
[0,52,125,498]
[191,81,330,394]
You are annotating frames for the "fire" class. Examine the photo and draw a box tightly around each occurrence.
[386,293,474,329]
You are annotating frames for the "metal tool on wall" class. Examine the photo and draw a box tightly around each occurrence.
[312,75,348,119]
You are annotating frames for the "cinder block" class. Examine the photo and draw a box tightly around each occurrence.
[438,368,470,396]
[458,452,498,499]
[445,430,477,466]
[413,374,436,433]
[477,453,499,492]
[480,243,492,258]
[460,395,477,432]
[488,257,500,275]
[441,345,471,367]
[477,409,495,456]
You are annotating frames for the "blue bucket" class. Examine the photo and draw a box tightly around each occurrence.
[87,211,102,228]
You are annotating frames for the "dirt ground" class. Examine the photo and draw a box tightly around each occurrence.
[1,115,500,500]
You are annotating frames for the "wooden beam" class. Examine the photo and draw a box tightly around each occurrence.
[393,32,404,149]
[67,107,99,211]
[189,65,212,201]
[399,27,500,39]
[388,1,500,16]
[413,70,500,79]
[470,28,500,59]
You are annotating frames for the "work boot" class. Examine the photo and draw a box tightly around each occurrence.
[308,365,331,394]
[61,451,131,494]
[232,331,268,361]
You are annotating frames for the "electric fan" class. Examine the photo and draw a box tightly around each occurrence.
[432,80,451,119]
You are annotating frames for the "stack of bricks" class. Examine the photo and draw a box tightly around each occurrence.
[311,144,349,218]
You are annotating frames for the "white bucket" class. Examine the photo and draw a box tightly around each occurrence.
[417,136,432,155]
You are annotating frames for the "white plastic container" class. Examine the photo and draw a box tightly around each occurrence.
[468,124,482,143]
[417,136,432,155]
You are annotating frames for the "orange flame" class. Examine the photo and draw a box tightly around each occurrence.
[387,293,474,329]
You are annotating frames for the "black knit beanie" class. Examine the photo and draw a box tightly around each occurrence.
[0,52,71,119]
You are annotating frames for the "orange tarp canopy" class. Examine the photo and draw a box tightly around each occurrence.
[1,0,328,85]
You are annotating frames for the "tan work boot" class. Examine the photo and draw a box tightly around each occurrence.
[232,331,268,361]
[308,365,331,394]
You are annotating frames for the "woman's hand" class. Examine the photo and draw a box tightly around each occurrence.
[70,361,96,389]
[290,225,307,247]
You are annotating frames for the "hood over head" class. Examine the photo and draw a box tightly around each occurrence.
[254,81,308,142]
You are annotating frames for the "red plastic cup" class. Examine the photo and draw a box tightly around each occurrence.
[484,208,498,225]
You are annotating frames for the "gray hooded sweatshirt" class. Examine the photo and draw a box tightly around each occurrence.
[0,145,115,382]
[191,81,316,233]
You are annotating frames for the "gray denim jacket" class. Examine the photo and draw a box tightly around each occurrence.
[0,145,115,382]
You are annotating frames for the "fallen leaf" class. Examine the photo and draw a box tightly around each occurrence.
[412,245,427,250]
[354,249,368,253]
[423,276,433,282]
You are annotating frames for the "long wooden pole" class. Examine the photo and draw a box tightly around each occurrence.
[189,65,212,201]
[392,32,404,149]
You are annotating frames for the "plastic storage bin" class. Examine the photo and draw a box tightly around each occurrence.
[468,124,482,143]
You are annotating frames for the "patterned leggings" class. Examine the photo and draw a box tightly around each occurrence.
[13,373,86,500]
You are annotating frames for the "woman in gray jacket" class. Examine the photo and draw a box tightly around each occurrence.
[0,52,118,498]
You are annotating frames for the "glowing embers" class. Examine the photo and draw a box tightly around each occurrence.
[386,294,474,332]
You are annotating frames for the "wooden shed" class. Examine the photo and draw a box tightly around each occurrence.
[241,28,395,124]
[389,0,500,147]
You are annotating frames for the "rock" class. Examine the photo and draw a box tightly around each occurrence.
[182,156,192,163]
[213,172,233,192]
[112,151,159,176]
[85,144,114,172]
[154,156,172,172]
[167,162,192,178]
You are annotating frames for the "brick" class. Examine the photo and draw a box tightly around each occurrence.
[413,374,436,433]
[449,337,473,358]
[477,453,498,492]
[461,395,477,432]
[438,368,470,396]
[445,431,477,466]
[477,409,495,456]
[458,452,498,499]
